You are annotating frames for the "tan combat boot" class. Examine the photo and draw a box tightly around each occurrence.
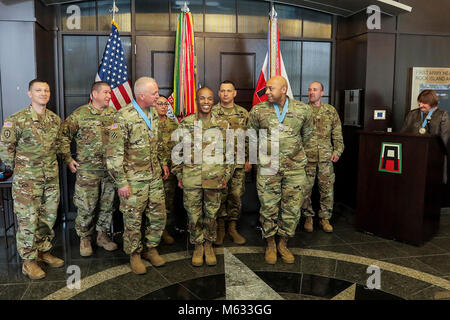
[142,247,166,267]
[38,252,65,268]
[162,229,175,245]
[192,243,204,267]
[22,260,46,280]
[228,221,246,245]
[304,216,314,233]
[264,236,277,264]
[204,240,217,266]
[97,232,118,251]
[130,253,146,275]
[214,218,226,246]
[277,236,295,264]
[80,236,93,257]
[320,219,333,233]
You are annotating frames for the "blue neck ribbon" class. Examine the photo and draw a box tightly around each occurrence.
[132,99,152,131]
[420,108,435,128]
[273,98,289,124]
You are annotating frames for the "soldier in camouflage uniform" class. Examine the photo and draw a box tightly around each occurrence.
[302,81,344,233]
[172,87,232,267]
[155,95,179,245]
[211,80,251,245]
[106,77,169,275]
[0,79,64,280]
[60,81,118,257]
[249,76,313,265]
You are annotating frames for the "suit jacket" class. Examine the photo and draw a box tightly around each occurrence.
[401,107,449,183]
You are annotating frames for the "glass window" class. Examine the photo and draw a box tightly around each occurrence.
[61,1,96,32]
[280,41,301,96]
[301,42,331,96]
[170,0,204,33]
[98,0,131,32]
[275,4,302,38]
[205,0,236,33]
[63,36,98,97]
[237,0,269,34]
[303,8,332,39]
[136,0,170,31]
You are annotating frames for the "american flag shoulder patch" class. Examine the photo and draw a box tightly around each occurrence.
[110,123,119,130]
[3,121,13,128]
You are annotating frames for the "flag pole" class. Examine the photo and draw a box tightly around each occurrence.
[110,0,118,22]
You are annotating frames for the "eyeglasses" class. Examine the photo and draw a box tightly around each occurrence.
[156,103,170,106]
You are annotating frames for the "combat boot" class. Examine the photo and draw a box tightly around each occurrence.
[162,229,175,245]
[204,240,217,266]
[192,243,204,267]
[304,216,314,233]
[38,252,65,268]
[277,236,295,264]
[142,247,166,267]
[80,236,93,257]
[22,260,46,280]
[214,218,226,246]
[130,253,146,275]
[97,232,118,251]
[228,221,246,245]
[264,236,277,264]
[320,219,333,233]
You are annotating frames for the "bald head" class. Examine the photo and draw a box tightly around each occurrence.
[134,77,159,108]
[265,76,288,105]
[197,87,214,96]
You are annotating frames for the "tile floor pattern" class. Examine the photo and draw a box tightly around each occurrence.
[0,210,449,300]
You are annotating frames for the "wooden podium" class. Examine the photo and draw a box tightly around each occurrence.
[356,131,445,245]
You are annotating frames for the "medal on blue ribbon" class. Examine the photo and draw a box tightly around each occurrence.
[274,98,289,130]
[419,108,435,134]
[132,99,153,131]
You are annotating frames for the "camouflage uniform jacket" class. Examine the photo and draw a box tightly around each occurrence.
[211,103,249,168]
[248,98,313,171]
[60,103,116,170]
[171,112,233,189]
[0,106,61,179]
[158,117,180,169]
[106,103,166,189]
[304,103,344,162]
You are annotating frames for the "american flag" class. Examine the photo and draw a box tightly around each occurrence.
[95,21,133,110]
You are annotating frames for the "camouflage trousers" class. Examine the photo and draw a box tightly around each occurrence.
[12,175,60,260]
[73,169,115,238]
[163,173,177,224]
[217,167,245,221]
[183,188,221,245]
[302,161,335,219]
[120,175,166,255]
[256,167,307,238]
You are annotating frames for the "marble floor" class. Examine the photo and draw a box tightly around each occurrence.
[0,209,449,300]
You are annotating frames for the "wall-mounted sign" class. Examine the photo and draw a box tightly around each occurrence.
[410,67,450,113]
[379,142,402,174]
[374,110,386,120]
